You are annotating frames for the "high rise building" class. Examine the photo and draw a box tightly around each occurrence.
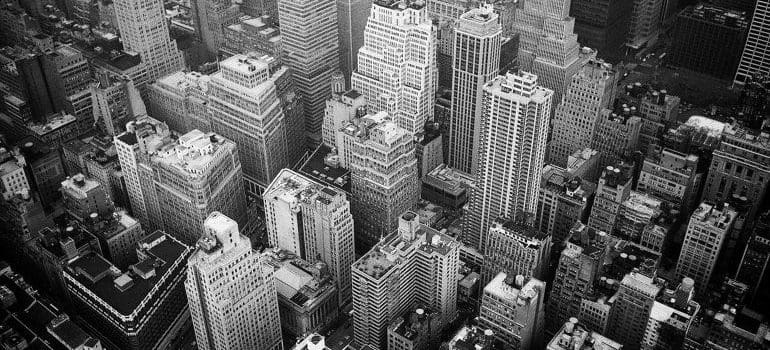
[536,165,596,245]
[0,154,30,201]
[701,124,770,221]
[220,15,282,59]
[463,71,552,252]
[64,231,192,350]
[351,0,438,135]
[323,89,366,147]
[637,148,701,210]
[190,0,240,57]
[605,272,661,350]
[590,107,642,169]
[478,273,546,350]
[277,0,340,140]
[676,202,737,296]
[618,83,680,156]
[113,0,184,82]
[570,0,633,59]
[587,163,634,234]
[447,5,501,173]
[642,278,700,350]
[263,169,355,305]
[207,54,293,197]
[185,212,283,350]
[734,0,770,85]
[146,71,212,134]
[548,60,617,167]
[511,0,594,105]
[627,0,663,50]
[60,174,114,221]
[481,217,551,287]
[670,5,748,80]
[344,112,420,254]
[351,211,459,350]
[336,0,372,85]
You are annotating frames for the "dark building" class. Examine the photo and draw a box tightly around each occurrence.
[670,4,748,80]
[0,46,67,122]
[570,0,633,61]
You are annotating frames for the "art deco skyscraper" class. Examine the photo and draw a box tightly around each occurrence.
[114,0,184,82]
[277,0,340,141]
[185,212,283,350]
[447,5,502,173]
[735,0,770,85]
[352,0,438,135]
[263,169,356,305]
[463,71,553,252]
[547,60,617,167]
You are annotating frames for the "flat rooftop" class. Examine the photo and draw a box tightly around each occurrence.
[299,145,351,193]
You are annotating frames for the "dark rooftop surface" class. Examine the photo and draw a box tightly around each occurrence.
[299,144,351,193]
[343,90,362,99]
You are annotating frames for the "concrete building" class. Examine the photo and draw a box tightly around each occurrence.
[113,0,184,82]
[277,0,340,140]
[145,71,211,134]
[734,0,770,85]
[323,89,366,147]
[570,0,633,59]
[447,4,501,173]
[638,148,701,211]
[17,137,67,209]
[482,217,551,287]
[683,306,770,350]
[670,5,748,80]
[291,333,332,350]
[60,174,114,222]
[627,0,663,50]
[185,212,283,350]
[220,15,282,59]
[547,319,622,350]
[536,164,596,245]
[463,71,552,252]
[416,122,443,177]
[351,0,438,135]
[64,231,192,350]
[387,308,442,350]
[618,83,680,156]
[263,169,355,305]
[336,0,372,85]
[0,153,30,201]
[606,272,662,350]
[567,148,601,183]
[478,273,546,350]
[446,325,501,349]
[343,112,420,254]
[591,107,642,169]
[90,76,146,137]
[421,164,474,210]
[190,0,240,57]
[642,278,700,350]
[676,202,737,296]
[587,163,633,239]
[351,211,459,350]
[548,60,617,167]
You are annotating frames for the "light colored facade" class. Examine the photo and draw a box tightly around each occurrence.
[676,202,736,295]
[185,212,283,350]
[113,0,184,82]
[146,71,212,134]
[735,0,770,85]
[638,148,700,210]
[277,0,340,140]
[0,156,30,201]
[351,0,438,135]
[641,278,699,350]
[606,272,662,350]
[482,217,551,287]
[351,211,459,350]
[591,108,642,169]
[60,174,114,221]
[323,89,366,147]
[463,71,553,252]
[536,164,596,245]
[548,60,617,167]
[478,272,546,350]
[447,5,501,173]
[547,319,621,350]
[587,164,633,235]
[190,0,240,56]
[220,15,282,59]
[263,169,355,304]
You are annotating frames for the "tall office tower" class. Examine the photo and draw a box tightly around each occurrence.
[190,0,240,57]
[185,212,283,350]
[482,217,550,288]
[675,202,737,296]
[736,213,770,313]
[336,0,372,85]
[207,54,291,197]
[734,0,770,85]
[548,60,617,167]
[351,212,460,350]
[323,89,366,147]
[63,232,192,350]
[605,272,661,350]
[352,0,438,135]
[347,112,420,254]
[570,0,633,59]
[547,319,622,350]
[60,174,115,221]
[587,164,633,234]
[511,0,593,105]
[670,5,748,80]
[463,71,552,252]
[277,0,340,141]
[536,165,595,245]
[638,148,700,210]
[627,0,663,50]
[478,273,545,350]
[701,124,770,222]
[263,169,355,305]
[446,5,501,173]
[590,107,642,169]
[113,0,184,82]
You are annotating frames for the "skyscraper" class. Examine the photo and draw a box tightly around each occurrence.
[478,273,546,350]
[185,212,283,350]
[463,71,552,252]
[733,0,770,85]
[536,165,596,245]
[570,0,633,59]
[447,5,501,173]
[113,0,184,82]
[263,169,355,304]
[277,0,340,140]
[481,216,551,287]
[587,163,634,234]
[548,60,617,167]
[351,211,459,350]
[352,0,438,135]
[336,0,372,85]
[190,0,240,57]
[590,107,642,169]
[605,272,661,350]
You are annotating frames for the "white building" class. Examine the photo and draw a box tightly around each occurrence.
[463,71,553,252]
[185,212,283,350]
[263,169,355,304]
[478,272,546,350]
[351,0,438,135]
[735,0,770,85]
[323,89,366,147]
[447,5,502,173]
[0,155,29,201]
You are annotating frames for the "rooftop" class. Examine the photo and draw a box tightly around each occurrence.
[262,249,335,308]
[690,202,737,230]
[541,165,595,201]
[390,308,437,341]
[267,168,347,209]
[374,0,426,10]
[60,174,100,199]
[27,113,77,136]
[547,319,621,350]
[299,145,351,193]
[152,129,235,178]
[448,325,499,350]
[423,164,475,196]
[683,4,748,28]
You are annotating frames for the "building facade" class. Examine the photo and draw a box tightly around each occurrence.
[734,0,770,85]
[478,273,546,350]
